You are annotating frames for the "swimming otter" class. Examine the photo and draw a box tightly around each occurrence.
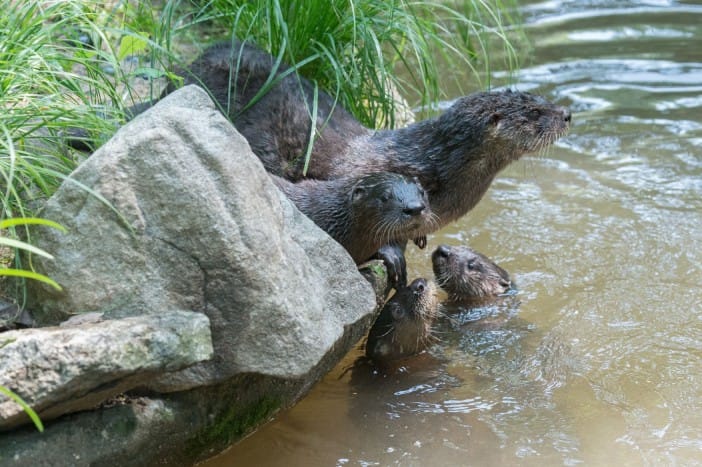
[272,172,436,267]
[365,278,441,362]
[179,40,571,229]
[432,244,512,302]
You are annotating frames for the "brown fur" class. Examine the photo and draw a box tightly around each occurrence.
[432,245,511,302]
[272,172,436,264]
[180,40,571,229]
[365,278,441,362]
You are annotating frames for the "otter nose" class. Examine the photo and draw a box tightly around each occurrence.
[435,244,450,258]
[403,202,425,216]
[561,106,572,123]
[410,278,427,294]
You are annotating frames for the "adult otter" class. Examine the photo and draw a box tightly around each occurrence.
[179,40,571,229]
[272,172,435,266]
[72,40,570,226]
[432,244,512,302]
[365,278,441,362]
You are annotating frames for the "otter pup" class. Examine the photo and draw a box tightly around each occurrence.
[272,172,436,266]
[179,40,571,229]
[365,278,441,362]
[432,244,512,302]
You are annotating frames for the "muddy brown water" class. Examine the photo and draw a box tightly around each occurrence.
[202,1,702,465]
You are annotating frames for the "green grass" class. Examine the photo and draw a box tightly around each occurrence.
[195,0,522,127]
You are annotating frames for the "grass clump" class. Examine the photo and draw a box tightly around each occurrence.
[195,0,521,128]
[0,1,124,219]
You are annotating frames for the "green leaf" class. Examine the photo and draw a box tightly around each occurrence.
[0,386,44,432]
[0,238,54,260]
[0,268,62,290]
[0,217,66,232]
[118,33,149,61]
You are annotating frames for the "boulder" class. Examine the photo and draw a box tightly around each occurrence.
[4,85,380,464]
[0,311,213,430]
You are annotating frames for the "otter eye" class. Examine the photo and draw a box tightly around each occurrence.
[380,191,391,203]
[467,259,476,271]
[351,186,366,203]
[528,108,541,119]
[391,305,405,321]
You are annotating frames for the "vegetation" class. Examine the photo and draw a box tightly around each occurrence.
[198,0,520,127]
[1,216,65,433]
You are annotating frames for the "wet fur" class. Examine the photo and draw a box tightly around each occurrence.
[432,245,512,301]
[366,278,441,362]
[180,40,571,229]
[272,172,437,264]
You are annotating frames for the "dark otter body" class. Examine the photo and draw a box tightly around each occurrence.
[366,278,441,362]
[272,172,435,265]
[178,40,367,180]
[180,40,571,228]
[432,244,512,302]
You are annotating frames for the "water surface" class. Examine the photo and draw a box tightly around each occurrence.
[204,2,702,465]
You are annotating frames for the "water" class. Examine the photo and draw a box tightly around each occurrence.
[203,1,702,465]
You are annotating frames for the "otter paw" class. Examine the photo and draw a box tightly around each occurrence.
[376,243,408,288]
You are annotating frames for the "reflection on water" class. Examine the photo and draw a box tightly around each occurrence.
[203,1,702,465]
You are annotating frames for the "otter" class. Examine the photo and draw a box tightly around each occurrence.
[365,278,441,362]
[177,40,571,229]
[432,244,512,302]
[272,172,436,267]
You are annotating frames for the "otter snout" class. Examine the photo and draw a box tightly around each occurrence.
[402,201,426,216]
[434,244,451,259]
[560,106,572,124]
[410,277,427,294]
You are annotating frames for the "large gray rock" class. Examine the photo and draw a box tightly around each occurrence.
[28,84,376,385]
[0,311,212,430]
[9,84,380,463]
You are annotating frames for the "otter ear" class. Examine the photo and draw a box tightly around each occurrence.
[488,112,502,125]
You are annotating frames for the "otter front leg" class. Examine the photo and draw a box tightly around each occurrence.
[375,242,408,289]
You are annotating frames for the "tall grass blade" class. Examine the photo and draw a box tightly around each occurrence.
[0,385,44,432]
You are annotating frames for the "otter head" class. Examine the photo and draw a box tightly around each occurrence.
[440,89,571,162]
[349,172,434,243]
[366,278,440,361]
[432,244,511,301]
[388,277,440,323]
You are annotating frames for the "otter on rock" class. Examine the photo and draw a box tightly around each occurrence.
[180,40,571,229]
[365,278,441,362]
[432,244,512,302]
[272,172,436,266]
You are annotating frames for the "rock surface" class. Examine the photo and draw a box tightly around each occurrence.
[3,85,381,464]
[0,310,212,430]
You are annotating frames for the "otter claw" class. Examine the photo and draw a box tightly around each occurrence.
[413,236,427,249]
[376,243,408,289]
